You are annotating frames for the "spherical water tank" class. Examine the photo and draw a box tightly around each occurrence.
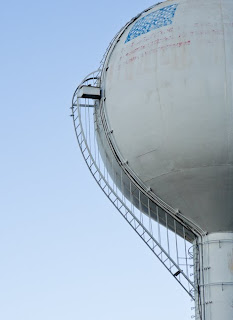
[101,0,233,233]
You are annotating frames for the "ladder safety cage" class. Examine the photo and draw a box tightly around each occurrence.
[71,2,204,302]
[71,70,199,300]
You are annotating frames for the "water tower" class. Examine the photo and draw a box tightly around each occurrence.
[71,0,233,319]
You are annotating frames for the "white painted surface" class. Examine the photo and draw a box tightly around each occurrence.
[78,85,100,99]
[195,233,233,320]
[102,0,233,233]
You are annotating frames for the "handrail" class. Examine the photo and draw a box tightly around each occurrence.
[71,70,197,299]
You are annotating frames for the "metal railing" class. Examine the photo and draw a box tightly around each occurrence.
[71,70,198,299]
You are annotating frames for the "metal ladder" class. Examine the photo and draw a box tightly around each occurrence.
[71,71,197,300]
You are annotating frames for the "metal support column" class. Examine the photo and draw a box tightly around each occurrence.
[194,232,233,320]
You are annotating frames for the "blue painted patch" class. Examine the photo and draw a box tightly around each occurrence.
[125,4,178,43]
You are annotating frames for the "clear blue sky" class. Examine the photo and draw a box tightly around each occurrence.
[0,1,192,319]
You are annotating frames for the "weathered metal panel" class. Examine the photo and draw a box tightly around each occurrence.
[102,0,233,233]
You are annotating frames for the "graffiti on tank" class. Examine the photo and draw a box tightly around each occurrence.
[125,4,178,43]
[117,21,232,66]
[123,41,191,65]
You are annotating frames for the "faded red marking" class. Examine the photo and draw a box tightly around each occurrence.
[122,41,191,65]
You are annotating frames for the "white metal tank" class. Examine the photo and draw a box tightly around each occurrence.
[102,0,233,234]
[72,1,233,319]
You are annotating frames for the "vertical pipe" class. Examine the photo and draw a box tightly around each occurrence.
[194,232,233,320]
